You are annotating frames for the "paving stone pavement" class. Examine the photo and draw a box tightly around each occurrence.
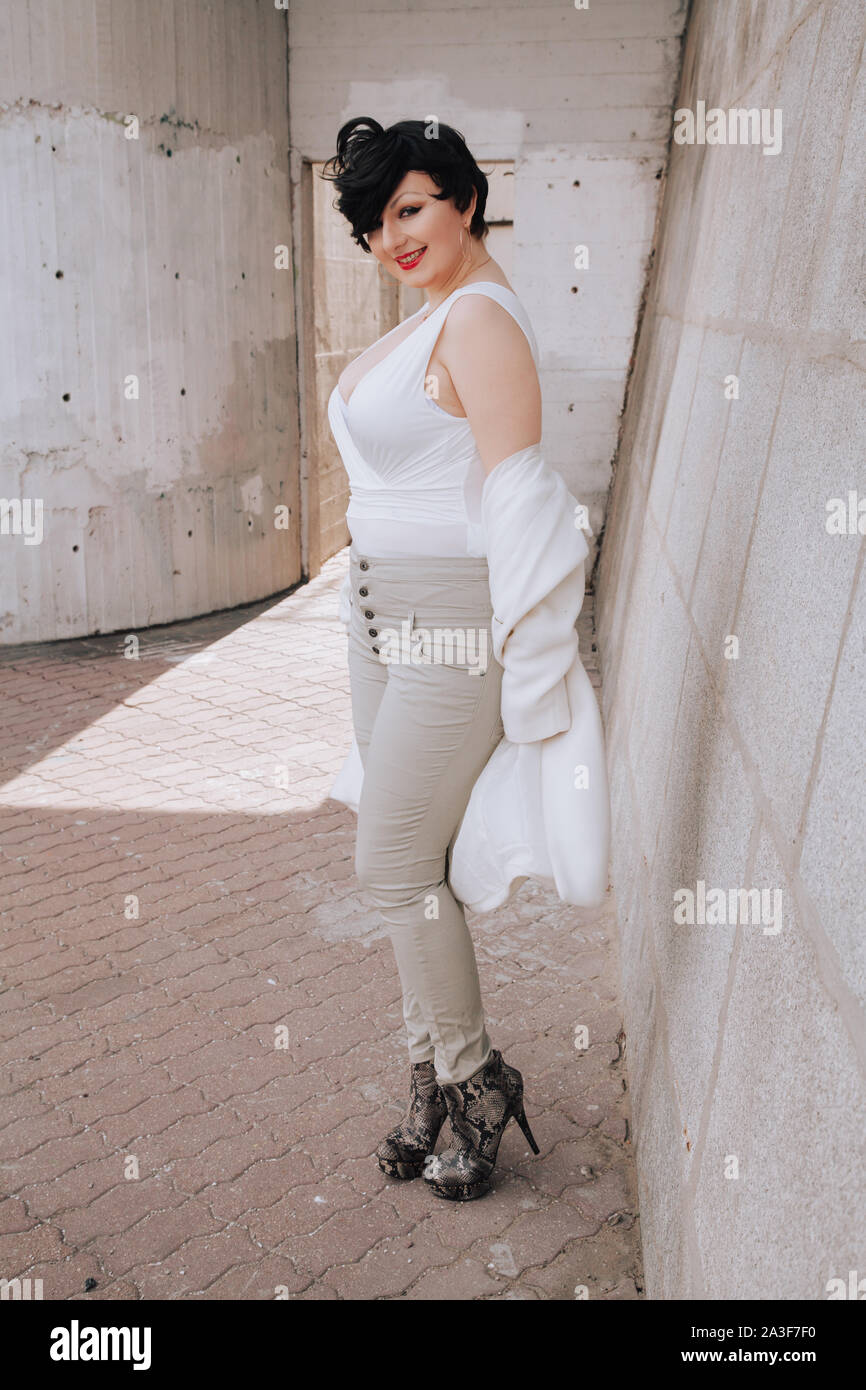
[0,549,643,1300]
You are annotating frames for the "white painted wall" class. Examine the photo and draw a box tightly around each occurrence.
[289,0,690,572]
[0,0,300,644]
[596,0,866,1298]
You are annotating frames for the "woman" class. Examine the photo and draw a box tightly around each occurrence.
[321,116,543,1202]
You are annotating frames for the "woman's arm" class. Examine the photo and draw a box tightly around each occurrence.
[439,295,542,476]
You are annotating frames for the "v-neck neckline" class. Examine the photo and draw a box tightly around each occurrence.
[336,280,511,409]
[337,303,432,409]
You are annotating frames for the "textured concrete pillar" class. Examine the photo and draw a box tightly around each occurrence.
[596,0,866,1299]
[1,0,300,643]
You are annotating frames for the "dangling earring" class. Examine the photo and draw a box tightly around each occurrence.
[459,225,470,263]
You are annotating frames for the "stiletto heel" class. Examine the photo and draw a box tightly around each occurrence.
[514,1105,540,1154]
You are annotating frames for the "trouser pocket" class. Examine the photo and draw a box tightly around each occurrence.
[405,614,493,675]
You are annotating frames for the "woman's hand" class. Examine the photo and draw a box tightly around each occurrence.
[440,295,542,477]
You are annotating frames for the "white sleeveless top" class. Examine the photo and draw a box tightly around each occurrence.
[326,281,539,558]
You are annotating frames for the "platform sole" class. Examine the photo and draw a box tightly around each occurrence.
[424,1175,492,1202]
[376,1154,426,1180]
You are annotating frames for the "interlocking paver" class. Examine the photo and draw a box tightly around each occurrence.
[403,1255,505,1300]
[97,1197,220,1276]
[323,1219,455,1299]
[17,1252,104,1301]
[189,1253,311,1300]
[0,549,642,1298]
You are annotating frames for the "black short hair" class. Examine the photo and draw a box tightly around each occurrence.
[320,117,490,253]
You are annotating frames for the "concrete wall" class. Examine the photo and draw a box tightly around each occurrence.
[288,0,690,576]
[0,0,300,645]
[595,0,866,1298]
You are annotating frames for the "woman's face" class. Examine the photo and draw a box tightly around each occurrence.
[364,170,477,288]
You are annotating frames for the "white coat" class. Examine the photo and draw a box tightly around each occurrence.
[328,442,611,913]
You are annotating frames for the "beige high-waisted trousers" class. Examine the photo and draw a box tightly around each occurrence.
[346,545,505,1086]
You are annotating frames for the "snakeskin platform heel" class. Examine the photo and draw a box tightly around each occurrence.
[375,1060,449,1180]
[422,1048,540,1201]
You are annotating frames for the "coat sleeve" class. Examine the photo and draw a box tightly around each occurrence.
[482,443,590,745]
[498,563,585,742]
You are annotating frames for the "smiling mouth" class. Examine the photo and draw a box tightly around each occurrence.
[396,247,426,268]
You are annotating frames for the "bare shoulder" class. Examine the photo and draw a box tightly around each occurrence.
[441,291,534,365]
[444,288,523,328]
[438,290,541,475]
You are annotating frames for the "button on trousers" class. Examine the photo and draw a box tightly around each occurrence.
[346,546,505,1086]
